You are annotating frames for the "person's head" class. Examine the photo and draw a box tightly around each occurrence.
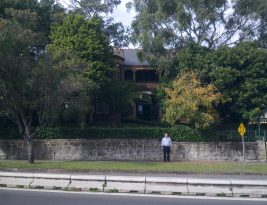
[164,133,169,137]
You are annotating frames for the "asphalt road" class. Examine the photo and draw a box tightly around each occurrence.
[0,189,267,205]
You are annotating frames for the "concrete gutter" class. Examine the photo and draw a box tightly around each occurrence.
[0,172,267,198]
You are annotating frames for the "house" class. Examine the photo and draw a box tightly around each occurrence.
[250,109,267,125]
[95,48,161,121]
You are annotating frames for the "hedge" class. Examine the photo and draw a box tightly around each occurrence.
[0,127,19,139]
[35,127,215,142]
[0,126,217,142]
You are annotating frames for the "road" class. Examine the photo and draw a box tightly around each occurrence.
[0,189,266,205]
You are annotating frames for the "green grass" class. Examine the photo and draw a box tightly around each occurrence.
[1,160,267,175]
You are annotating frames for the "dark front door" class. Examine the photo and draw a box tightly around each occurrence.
[136,103,151,120]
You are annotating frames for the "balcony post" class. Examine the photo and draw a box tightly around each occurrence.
[133,70,136,82]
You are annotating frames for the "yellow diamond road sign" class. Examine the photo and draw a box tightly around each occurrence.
[238,123,246,137]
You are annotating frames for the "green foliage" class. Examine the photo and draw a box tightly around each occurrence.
[0,15,64,131]
[210,43,267,120]
[128,0,266,74]
[235,0,267,48]
[72,0,121,18]
[8,124,260,143]
[0,15,39,135]
[72,0,129,47]
[33,126,210,142]
[36,128,60,139]
[101,81,141,114]
[49,14,115,87]
[0,0,65,47]
[0,127,19,139]
[0,2,65,163]
[176,42,267,122]
[49,14,116,128]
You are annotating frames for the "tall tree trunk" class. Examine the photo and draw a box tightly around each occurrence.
[23,124,34,164]
[9,110,35,163]
[26,138,34,164]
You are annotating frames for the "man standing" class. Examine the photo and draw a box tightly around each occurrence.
[161,132,172,162]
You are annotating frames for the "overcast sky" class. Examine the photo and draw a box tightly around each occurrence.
[59,0,136,28]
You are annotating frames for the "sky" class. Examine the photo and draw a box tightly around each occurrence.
[59,0,136,28]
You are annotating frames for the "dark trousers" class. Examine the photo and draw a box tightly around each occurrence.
[163,146,170,162]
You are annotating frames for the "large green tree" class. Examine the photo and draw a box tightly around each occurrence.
[127,0,266,69]
[72,0,121,18]
[0,0,65,163]
[175,42,267,122]
[0,0,65,48]
[72,0,129,47]
[235,0,267,48]
[49,14,115,127]
[0,13,63,163]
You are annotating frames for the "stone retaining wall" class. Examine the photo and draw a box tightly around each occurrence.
[0,139,266,162]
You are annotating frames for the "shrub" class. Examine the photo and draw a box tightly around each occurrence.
[35,127,210,142]
[0,126,217,142]
[36,128,61,139]
[0,127,19,139]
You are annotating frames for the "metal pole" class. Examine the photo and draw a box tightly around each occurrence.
[264,130,267,162]
[242,136,245,163]
[258,121,261,140]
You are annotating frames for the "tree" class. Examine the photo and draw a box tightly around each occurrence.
[175,42,267,122]
[0,15,63,163]
[234,0,267,48]
[0,0,65,48]
[0,1,65,163]
[71,0,129,47]
[34,54,65,127]
[49,14,115,126]
[60,74,97,129]
[71,0,121,18]
[127,0,266,70]
[208,43,267,121]
[100,81,140,124]
[164,71,222,128]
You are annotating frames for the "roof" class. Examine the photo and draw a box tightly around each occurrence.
[123,49,149,66]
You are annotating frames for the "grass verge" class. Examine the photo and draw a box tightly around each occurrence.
[0,160,267,175]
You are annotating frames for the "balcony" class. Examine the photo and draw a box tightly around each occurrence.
[124,69,159,82]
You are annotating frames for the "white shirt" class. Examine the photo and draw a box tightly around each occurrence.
[161,136,172,146]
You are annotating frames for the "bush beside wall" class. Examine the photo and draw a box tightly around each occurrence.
[0,126,213,142]
[1,125,264,142]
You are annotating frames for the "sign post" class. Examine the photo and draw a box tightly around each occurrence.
[238,123,246,163]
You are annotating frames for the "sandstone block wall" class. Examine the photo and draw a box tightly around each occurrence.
[0,139,266,162]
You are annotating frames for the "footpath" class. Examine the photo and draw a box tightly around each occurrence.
[1,171,267,198]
